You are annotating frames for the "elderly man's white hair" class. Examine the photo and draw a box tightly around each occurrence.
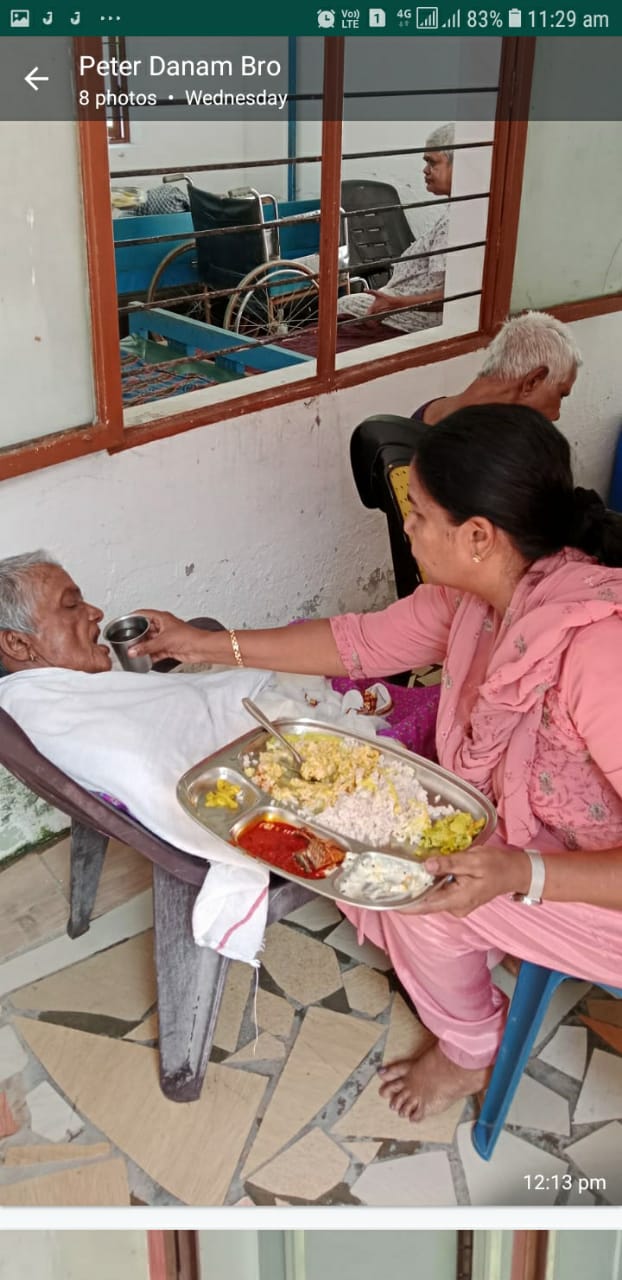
[0,550,59,634]
[425,122,455,159]
[479,311,582,385]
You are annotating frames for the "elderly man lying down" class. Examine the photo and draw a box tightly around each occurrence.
[0,551,381,963]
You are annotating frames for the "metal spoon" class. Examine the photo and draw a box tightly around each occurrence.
[241,698,305,772]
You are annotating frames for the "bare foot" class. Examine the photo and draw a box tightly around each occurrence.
[378,1042,491,1122]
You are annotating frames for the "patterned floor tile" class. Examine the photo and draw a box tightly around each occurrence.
[351,1150,457,1206]
[124,1012,158,1043]
[261,924,343,1006]
[25,1081,84,1142]
[457,1121,567,1205]
[0,891,153,999]
[0,1025,29,1080]
[344,1141,382,1165]
[506,1074,570,1136]
[227,1033,286,1065]
[256,989,294,1038]
[213,961,253,1053]
[0,1092,19,1139]
[248,1129,349,1201]
[0,856,69,963]
[13,1016,267,1206]
[41,837,152,919]
[538,1025,588,1080]
[285,899,342,932]
[324,920,392,971]
[0,1156,130,1205]
[565,1121,622,1203]
[4,1141,112,1166]
[574,1049,622,1124]
[11,931,156,1023]
[343,966,390,1017]
[242,1006,381,1178]
[1,837,620,1208]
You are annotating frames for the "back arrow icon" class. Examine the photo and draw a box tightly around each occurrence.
[25,68,49,91]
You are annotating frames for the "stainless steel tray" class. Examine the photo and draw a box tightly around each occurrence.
[176,719,497,912]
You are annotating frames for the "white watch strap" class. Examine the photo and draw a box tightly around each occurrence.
[521,848,546,904]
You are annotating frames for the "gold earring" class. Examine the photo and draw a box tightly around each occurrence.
[472,553,482,563]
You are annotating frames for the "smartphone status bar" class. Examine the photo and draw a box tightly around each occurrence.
[1,2,618,37]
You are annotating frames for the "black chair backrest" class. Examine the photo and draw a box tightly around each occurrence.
[341,180,414,289]
[350,414,429,600]
[189,188,267,291]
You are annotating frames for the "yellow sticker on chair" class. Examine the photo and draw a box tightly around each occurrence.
[388,465,427,583]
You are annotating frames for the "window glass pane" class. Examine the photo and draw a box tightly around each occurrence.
[109,38,322,425]
[0,112,95,447]
[330,37,498,370]
[511,46,622,310]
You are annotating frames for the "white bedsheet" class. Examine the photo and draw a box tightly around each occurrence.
[0,665,385,963]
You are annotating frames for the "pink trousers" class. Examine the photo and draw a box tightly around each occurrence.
[341,895,622,1069]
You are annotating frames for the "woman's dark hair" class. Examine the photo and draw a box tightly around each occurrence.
[412,404,622,567]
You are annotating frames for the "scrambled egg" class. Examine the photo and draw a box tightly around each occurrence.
[417,813,485,853]
[203,778,241,810]
[247,733,382,812]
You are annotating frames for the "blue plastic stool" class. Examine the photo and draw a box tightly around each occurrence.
[472,961,622,1160]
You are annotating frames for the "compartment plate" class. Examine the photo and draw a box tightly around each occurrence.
[176,718,497,912]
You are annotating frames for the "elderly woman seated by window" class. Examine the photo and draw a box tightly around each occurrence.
[130,405,622,1122]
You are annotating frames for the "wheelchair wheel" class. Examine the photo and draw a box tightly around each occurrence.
[146,243,211,337]
[223,260,319,339]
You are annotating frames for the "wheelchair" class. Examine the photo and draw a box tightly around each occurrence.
[146,176,353,341]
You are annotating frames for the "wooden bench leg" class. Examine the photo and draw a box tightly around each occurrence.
[153,864,230,1103]
[67,821,110,938]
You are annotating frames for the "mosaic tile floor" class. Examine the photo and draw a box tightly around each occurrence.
[0,836,621,1206]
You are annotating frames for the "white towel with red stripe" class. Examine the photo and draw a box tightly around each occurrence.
[0,665,386,963]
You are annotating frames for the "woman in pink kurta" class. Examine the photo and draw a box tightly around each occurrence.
[134,403,622,1121]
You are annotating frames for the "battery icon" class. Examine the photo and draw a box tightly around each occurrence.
[508,7,522,23]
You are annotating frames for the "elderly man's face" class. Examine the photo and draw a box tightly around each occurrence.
[7,565,111,673]
[423,150,453,197]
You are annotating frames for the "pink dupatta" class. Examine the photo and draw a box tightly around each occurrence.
[436,548,622,845]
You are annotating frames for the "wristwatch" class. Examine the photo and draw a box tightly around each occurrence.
[513,848,546,905]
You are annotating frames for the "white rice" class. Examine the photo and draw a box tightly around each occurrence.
[299,758,454,848]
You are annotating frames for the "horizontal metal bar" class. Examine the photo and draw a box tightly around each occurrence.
[115,192,490,252]
[118,239,485,316]
[126,290,482,366]
[335,287,482,327]
[110,140,493,180]
[154,85,498,108]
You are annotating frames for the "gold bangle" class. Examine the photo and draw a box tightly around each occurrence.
[229,628,244,668]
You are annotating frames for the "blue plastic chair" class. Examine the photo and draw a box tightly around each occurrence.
[472,961,622,1160]
[609,424,622,513]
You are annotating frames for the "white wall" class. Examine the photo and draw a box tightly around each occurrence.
[0,1231,148,1280]
[0,312,620,629]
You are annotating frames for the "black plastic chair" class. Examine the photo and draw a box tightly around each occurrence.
[0,618,312,1102]
[341,180,414,290]
[351,414,429,601]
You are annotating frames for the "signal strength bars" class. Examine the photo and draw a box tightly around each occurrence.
[441,8,461,25]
